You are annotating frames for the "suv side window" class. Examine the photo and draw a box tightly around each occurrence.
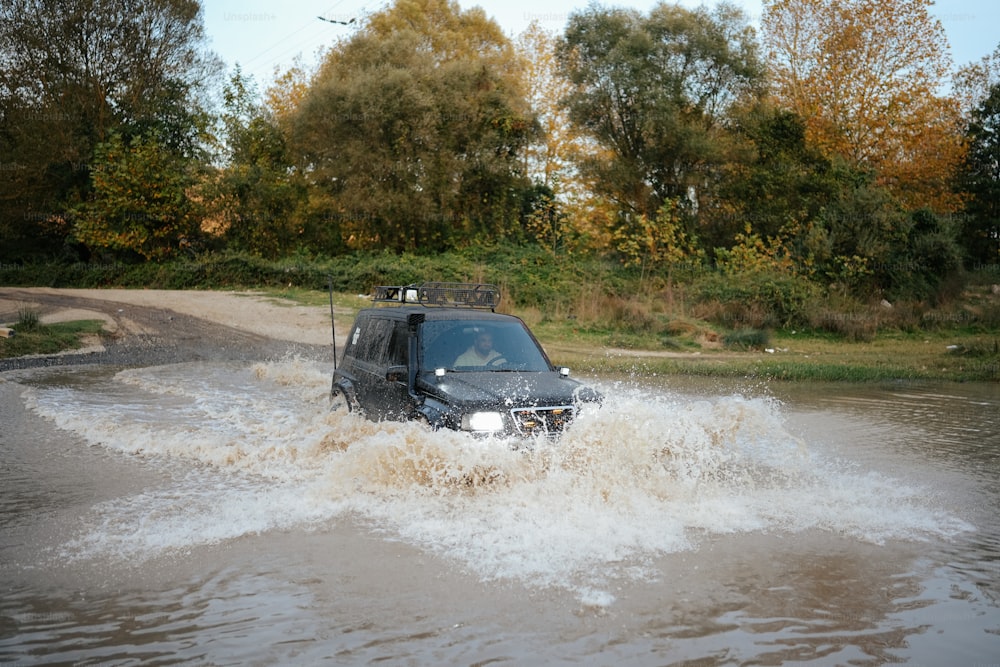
[343,313,368,360]
[352,315,393,366]
[387,320,408,367]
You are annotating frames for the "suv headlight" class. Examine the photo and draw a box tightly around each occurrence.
[462,411,504,432]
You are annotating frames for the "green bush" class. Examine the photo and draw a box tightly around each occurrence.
[802,295,880,341]
[2,249,990,348]
[16,306,40,332]
[692,271,820,328]
[723,328,771,350]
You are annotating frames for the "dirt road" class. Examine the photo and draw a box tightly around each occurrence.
[0,288,338,371]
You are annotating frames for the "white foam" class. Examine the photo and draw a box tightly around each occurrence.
[23,362,974,600]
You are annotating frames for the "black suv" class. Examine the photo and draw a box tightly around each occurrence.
[331,282,601,437]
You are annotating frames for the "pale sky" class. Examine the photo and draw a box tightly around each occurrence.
[202,0,1000,88]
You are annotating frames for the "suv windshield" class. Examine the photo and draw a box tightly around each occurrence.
[419,319,551,372]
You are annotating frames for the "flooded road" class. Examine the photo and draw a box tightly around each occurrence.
[1,360,998,665]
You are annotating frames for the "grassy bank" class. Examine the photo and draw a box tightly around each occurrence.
[0,311,105,359]
[2,293,997,381]
[543,331,1000,383]
[291,286,1000,383]
[2,249,998,381]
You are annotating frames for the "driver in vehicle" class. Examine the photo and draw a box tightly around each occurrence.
[454,330,505,366]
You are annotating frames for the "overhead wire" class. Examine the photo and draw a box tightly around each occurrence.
[223,1,361,84]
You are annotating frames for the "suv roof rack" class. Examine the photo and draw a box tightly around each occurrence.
[373,282,501,310]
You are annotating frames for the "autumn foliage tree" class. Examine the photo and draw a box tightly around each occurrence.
[515,22,581,194]
[761,0,964,213]
[611,200,703,277]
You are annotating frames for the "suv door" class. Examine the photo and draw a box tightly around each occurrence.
[379,319,414,420]
[348,314,392,417]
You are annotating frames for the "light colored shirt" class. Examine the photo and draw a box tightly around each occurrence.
[454,347,502,366]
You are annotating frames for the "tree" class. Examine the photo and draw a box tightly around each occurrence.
[288,0,536,252]
[705,103,841,260]
[522,185,567,254]
[761,0,964,213]
[0,0,219,260]
[73,131,202,261]
[811,169,963,299]
[557,2,765,223]
[266,56,312,129]
[611,200,703,280]
[515,22,581,195]
[814,170,902,293]
[887,208,963,300]
[960,82,1000,266]
[953,42,1000,115]
[209,68,306,258]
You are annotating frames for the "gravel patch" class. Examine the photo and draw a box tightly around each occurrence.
[0,288,336,372]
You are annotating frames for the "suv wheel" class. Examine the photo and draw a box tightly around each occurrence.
[330,390,357,415]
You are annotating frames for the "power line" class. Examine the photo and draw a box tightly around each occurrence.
[224,2,352,74]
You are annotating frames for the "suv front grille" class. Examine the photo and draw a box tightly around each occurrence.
[510,406,575,435]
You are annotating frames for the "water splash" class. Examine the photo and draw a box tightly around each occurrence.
[22,359,972,598]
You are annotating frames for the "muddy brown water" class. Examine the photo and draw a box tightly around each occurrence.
[1,361,997,665]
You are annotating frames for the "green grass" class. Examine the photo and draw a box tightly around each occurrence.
[0,319,107,358]
[258,285,368,314]
[541,328,1000,382]
[148,286,1000,384]
[2,287,997,382]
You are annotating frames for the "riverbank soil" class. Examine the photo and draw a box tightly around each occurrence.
[0,288,335,371]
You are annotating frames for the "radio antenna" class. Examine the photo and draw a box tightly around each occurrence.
[327,275,338,370]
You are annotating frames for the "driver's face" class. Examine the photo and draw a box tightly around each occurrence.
[475,333,493,354]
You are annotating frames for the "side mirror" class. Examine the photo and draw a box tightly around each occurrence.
[559,367,570,377]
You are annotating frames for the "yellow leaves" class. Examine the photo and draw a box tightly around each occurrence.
[716,228,796,277]
[514,21,583,193]
[762,0,961,213]
[73,132,199,261]
[366,0,509,66]
[265,58,309,125]
[612,200,703,269]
